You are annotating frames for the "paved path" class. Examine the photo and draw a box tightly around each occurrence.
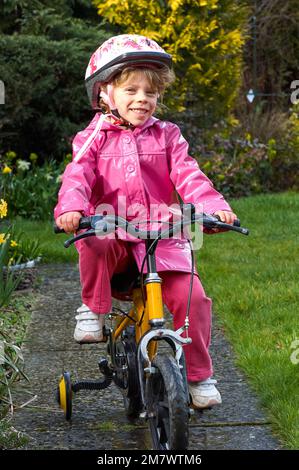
[11,264,282,450]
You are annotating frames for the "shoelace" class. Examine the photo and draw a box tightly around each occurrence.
[196,378,217,387]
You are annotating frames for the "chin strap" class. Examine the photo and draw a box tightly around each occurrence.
[100,84,135,129]
[111,114,135,129]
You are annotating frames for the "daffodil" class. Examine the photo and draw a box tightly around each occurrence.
[0,199,8,218]
[0,233,6,244]
[2,165,12,174]
[10,240,18,248]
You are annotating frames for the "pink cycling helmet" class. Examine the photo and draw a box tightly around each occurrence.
[85,34,172,109]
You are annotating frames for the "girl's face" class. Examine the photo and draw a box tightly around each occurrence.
[113,72,159,127]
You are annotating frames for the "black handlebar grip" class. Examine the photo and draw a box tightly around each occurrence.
[78,216,92,229]
[53,222,65,234]
[213,215,241,227]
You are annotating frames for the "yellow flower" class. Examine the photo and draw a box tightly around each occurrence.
[2,165,12,174]
[0,199,8,218]
[0,233,6,244]
[10,240,18,248]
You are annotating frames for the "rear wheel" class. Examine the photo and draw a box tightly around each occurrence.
[114,327,143,419]
[145,354,189,450]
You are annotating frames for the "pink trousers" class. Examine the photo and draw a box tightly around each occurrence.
[76,237,213,382]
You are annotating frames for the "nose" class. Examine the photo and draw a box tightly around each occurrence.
[135,90,147,102]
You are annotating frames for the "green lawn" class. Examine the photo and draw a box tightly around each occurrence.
[14,218,78,263]
[198,192,299,449]
[14,192,299,449]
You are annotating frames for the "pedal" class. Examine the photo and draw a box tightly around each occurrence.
[98,357,109,372]
[102,326,110,342]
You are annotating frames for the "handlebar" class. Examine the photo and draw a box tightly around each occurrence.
[54,207,249,248]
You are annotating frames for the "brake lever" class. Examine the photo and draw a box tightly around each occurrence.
[64,229,96,248]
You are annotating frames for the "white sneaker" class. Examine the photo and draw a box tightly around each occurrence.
[74,304,105,343]
[189,378,222,409]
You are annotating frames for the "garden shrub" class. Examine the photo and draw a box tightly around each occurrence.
[0,34,100,159]
[190,108,299,196]
[0,0,112,159]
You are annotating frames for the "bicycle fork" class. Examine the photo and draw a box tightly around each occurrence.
[136,272,192,410]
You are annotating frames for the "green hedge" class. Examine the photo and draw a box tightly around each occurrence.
[0,31,108,159]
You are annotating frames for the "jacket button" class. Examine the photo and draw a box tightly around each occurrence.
[123,136,131,144]
[127,165,135,172]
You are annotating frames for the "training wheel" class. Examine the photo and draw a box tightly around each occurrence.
[57,371,72,421]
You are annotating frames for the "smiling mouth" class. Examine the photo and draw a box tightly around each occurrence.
[129,108,148,114]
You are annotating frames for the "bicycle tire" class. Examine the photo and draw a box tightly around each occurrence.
[145,354,189,450]
[114,332,143,419]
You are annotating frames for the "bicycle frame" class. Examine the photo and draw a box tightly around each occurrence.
[107,238,192,413]
[110,238,178,363]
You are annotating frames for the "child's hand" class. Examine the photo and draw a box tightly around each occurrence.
[212,210,237,232]
[55,211,83,234]
[213,210,237,225]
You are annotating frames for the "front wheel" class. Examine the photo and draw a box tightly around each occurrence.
[145,354,189,450]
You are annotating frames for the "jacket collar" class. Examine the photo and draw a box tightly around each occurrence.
[94,113,159,133]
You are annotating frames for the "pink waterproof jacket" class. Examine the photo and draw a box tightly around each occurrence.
[54,113,232,273]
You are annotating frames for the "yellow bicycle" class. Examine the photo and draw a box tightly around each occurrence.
[55,205,249,450]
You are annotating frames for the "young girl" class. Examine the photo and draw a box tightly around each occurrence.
[54,34,236,409]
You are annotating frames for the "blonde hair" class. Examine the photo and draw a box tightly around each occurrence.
[99,66,175,113]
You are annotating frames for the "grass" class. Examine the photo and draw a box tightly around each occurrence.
[13,217,78,263]
[11,191,299,449]
[0,418,28,449]
[197,191,299,449]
